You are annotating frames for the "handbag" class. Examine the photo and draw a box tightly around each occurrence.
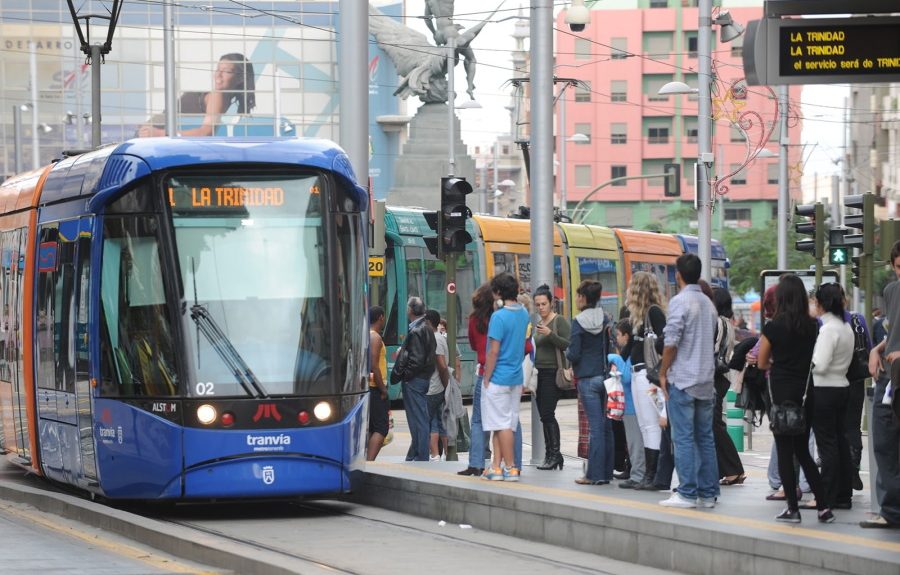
[550,315,574,390]
[456,409,471,452]
[604,373,625,420]
[767,364,811,436]
[846,314,870,382]
[714,317,731,376]
[643,310,661,384]
[555,347,574,390]
[522,346,538,393]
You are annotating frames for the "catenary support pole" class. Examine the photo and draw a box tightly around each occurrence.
[13,106,23,173]
[164,0,176,136]
[697,0,712,280]
[91,44,101,148]
[339,1,369,182]
[777,85,789,269]
[529,0,554,465]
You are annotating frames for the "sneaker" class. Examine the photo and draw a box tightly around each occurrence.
[503,467,520,482]
[860,514,896,529]
[659,493,696,508]
[482,467,504,481]
[818,509,835,524]
[429,455,440,462]
[697,497,717,509]
[619,479,640,489]
[853,471,864,491]
[775,508,801,523]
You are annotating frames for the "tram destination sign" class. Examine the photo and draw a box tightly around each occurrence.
[744,16,900,85]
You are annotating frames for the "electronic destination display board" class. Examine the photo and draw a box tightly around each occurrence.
[744,16,900,86]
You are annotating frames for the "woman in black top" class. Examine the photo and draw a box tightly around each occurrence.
[757,274,832,524]
[712,287,746,485]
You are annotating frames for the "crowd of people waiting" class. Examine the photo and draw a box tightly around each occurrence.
[367,247,900,529]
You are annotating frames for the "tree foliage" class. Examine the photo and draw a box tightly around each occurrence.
[722,221,816,295]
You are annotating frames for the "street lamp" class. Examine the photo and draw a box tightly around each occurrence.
[656,1,744,281]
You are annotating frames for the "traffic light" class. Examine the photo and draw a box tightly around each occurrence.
[423,211,441,258]
[844,194,875,255]
[663,163,681,197]
[794,202,824,258]
[850,254,862,287]
[440,176,473,253]
[829,246,849,266]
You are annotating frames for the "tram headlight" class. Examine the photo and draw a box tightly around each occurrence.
[197,404,218,425]
[313,402,332,421]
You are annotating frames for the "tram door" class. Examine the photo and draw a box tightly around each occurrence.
[35,218,97,483]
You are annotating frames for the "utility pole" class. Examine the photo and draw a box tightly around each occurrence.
[445,37,459,377]
[697,0,713,280]
[163,0,176,136]
[66,0,123,148]
[530,0,554,465]
[777,85,789,270]
[12,106,22,173]
[339,1,369,182]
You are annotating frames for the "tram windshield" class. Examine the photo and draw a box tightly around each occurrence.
[167,173,330,398]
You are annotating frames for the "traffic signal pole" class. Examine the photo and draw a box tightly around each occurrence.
[446,37,458,378]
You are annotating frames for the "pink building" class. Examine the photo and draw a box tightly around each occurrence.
[555,1,802,230]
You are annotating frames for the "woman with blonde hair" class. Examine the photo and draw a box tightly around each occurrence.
[620,271,667,490]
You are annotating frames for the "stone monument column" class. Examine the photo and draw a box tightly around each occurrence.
[388,102,476,210]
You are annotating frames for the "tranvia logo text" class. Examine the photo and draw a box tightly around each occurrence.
[247,434,291,452]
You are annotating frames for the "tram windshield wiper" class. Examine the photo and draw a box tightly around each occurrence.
[189,303,268,398]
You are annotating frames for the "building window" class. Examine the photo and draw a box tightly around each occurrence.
[606,206,633,227]
[683,159,696,186]
[611,80,627,102]
[767,120,781,142]
[684,117,698,143]
[644,32,673,60]
[575,165,592,187]
[612,165,627,184]
[573,123,591,144]
[731,36,744,57]
[650,0,668,8]
[767,163,779,184]
[575,38,592,60]
[611,123,627,145]
[730,164,746,185]
[648,127,669,144]
[611,38,628,60]
[502,146,509,155]
[645,74,674,101]
[683,74,699,100]
[575,81,592,102]
[730,125,745,142]
[725,207,753,222]
[686,33,698,58]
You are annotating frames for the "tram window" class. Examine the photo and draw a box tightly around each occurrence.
[382,247,399,346]
[454,252,476,338]
[0,228,25,385]
[168,172,332,397]
[577,257,618,319]
[100,216,179,397]
[75,219,92,375]
[631,261,679,301]
[404,247,424,301]
[335,214,367,392]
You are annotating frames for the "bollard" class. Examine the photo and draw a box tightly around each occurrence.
[726,407,745,452]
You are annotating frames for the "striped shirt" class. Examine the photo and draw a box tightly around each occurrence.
[662,284,718,400]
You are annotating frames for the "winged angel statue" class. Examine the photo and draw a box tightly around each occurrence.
[368,1,503,104]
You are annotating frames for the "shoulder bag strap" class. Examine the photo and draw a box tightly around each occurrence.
[800,362,813,406]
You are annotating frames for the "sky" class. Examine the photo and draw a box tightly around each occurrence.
[399,1,847,177]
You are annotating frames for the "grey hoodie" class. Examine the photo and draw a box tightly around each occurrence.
[575,307,607,334]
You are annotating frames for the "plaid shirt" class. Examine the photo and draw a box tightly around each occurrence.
[663,284,718,400]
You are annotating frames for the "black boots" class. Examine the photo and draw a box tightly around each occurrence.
[537,422,564,470]
[634,448,661,490]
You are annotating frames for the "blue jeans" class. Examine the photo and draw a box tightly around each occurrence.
[426,392,446,435]
[470,374,523,469]
[403,377,431,461]
[578,376,614,482]
[667,384,719,499]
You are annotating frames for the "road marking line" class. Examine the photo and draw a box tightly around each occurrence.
[371,462,900,554]
[0,502,217,574]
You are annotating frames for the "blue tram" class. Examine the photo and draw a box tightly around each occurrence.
[0,138,369,499]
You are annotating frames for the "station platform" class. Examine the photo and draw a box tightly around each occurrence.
[357,400,900,575]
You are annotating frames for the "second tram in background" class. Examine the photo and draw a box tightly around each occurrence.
[371,206,728,400]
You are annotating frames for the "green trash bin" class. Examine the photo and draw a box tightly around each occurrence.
[726,408,744,452]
